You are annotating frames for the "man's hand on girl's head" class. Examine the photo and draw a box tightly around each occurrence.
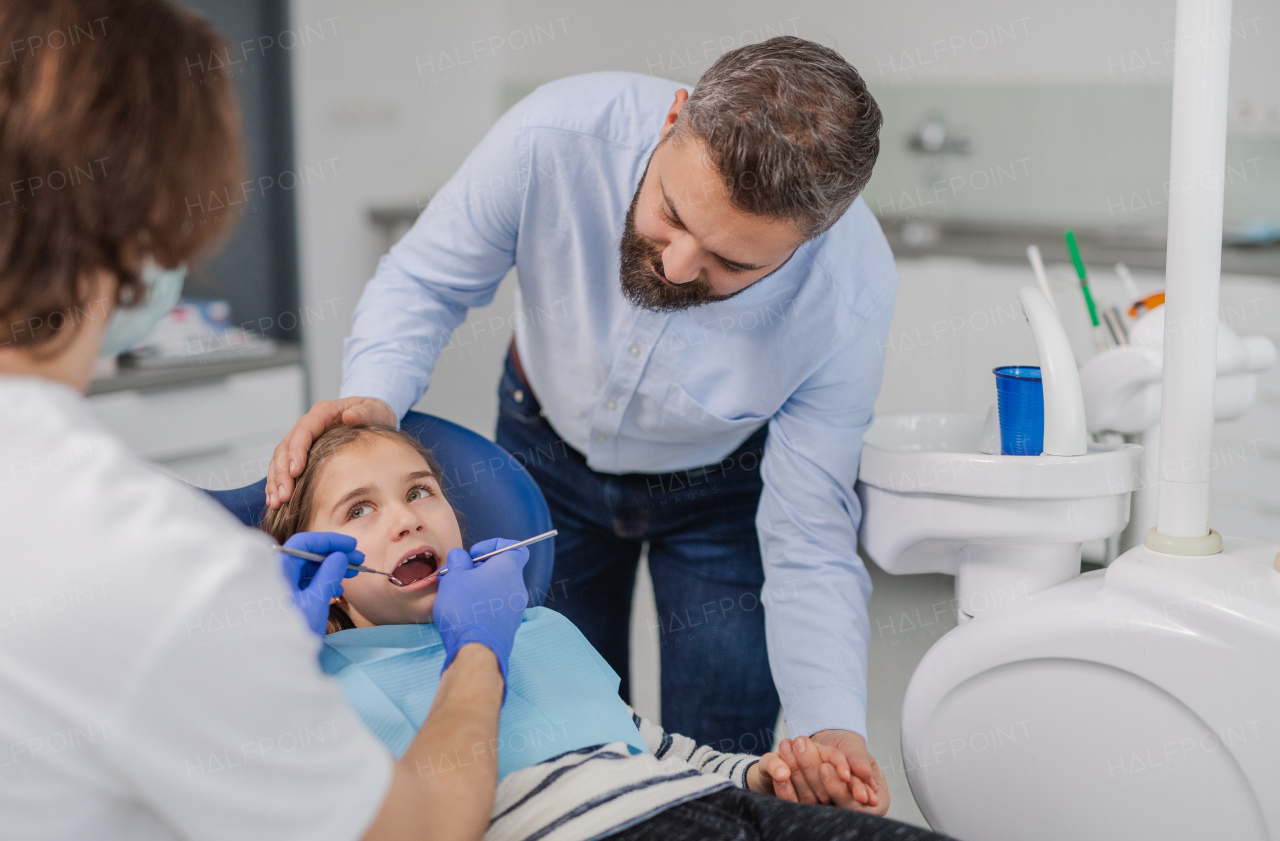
[266,396,396,509]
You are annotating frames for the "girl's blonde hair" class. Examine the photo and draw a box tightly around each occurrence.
[261,423,448,634]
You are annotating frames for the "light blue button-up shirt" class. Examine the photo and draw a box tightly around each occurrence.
[341,72,898,740]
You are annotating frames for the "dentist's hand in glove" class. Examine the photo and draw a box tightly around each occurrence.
[277,531,365,639]
[433,538,530,695]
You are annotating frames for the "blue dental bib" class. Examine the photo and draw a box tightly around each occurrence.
[320,607,648,779]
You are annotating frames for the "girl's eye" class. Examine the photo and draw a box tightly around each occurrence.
[347,503,374,520]
[407,485,433,502]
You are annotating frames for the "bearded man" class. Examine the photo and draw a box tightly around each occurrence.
[269,36,897,813]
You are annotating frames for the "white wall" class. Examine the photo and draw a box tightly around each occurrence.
[479,0,1276,90]
[291,0,506,410]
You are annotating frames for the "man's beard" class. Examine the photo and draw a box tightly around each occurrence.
[618,181,735,312]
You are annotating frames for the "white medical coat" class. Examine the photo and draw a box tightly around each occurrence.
[0,376,391,840]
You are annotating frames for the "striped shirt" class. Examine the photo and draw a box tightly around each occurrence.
[484,708,760,841]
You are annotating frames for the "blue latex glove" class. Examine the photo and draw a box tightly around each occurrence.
[433,538,530,692]
[278,532,366,639]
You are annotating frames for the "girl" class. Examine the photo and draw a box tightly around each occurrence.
[262,423,950,841]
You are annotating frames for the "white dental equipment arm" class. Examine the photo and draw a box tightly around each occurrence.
[1018,287,1087,457]
[1151,0,1232,554]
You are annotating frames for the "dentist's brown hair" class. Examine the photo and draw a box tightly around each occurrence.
[0,0,242,352]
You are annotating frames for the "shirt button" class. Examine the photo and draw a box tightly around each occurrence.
[628,344,641,356]
[513,389,524,403]
[605,400,617,410]
[595,434,608,442]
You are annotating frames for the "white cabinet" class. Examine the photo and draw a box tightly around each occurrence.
[88,363,305,490]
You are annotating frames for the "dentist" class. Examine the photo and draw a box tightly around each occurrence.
[269,38,896,810]
[0,2,529,839]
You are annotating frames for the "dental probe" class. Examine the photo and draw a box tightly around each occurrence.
[277,545,393,577]
[277,528,559,577]
[436,529,559,576]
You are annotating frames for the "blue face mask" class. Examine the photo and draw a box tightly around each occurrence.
[98,259,187,358]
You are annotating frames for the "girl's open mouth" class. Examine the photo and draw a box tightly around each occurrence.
[390,548,439,588]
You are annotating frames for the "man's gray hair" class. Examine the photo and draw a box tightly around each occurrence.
[672,36,882,239]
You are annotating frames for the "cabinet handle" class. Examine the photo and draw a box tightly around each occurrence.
[136,375,230,396]
[151,443,234,465]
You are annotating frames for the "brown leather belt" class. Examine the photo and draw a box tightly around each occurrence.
[509,338,532,392]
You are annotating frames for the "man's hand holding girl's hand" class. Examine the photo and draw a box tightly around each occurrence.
[746,735,881,811]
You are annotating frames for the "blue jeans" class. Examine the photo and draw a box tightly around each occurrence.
[495,351,780,755]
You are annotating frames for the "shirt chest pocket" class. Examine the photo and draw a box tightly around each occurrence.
[657,383,771,444]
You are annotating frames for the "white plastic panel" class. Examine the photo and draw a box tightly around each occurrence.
[909,659,1267,841]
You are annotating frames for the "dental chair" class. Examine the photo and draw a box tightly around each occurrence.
[205,410,556,606]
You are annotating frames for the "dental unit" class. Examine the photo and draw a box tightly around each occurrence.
[854,0,1280,837]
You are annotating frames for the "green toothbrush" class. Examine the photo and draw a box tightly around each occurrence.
[1063,229,1110,352]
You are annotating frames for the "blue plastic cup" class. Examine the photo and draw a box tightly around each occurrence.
[993,366,1044,456]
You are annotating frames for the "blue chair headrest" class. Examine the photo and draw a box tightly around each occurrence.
[204,411,555,606]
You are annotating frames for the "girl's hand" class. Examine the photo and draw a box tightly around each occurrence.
[746,751,797,799]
